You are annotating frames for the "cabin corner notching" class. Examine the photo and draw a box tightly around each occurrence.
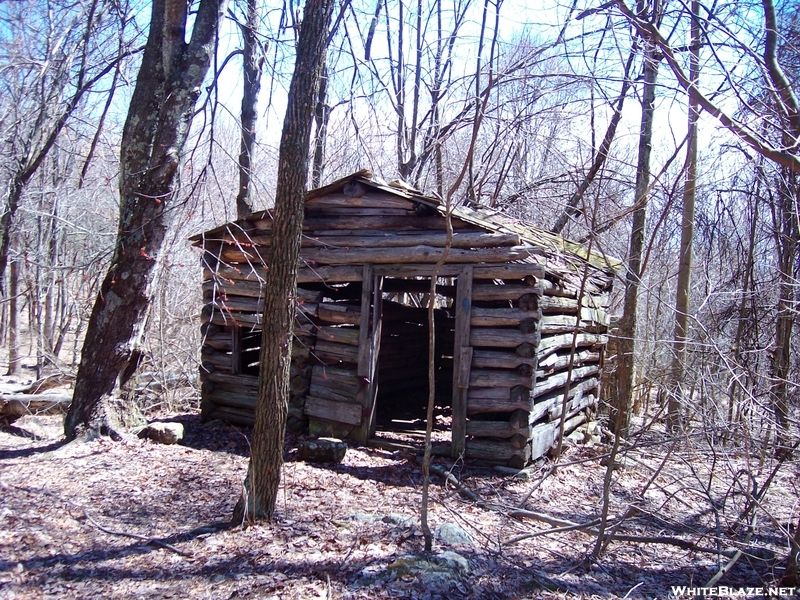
[191,170,616,467]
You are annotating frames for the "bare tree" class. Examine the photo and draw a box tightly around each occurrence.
[64,0,228,439]
[0,0,136,291]
[232,0,335,523]
[666,0,700,431]
[235,0,265,218]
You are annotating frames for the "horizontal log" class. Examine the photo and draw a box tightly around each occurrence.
[305,206,413,218]
[470,307,541,328]
[205,371,259,389]
[206,405,256,427]
[471,349,537,370]
[533,365,599,398]
[0,392,72,422]
[549,392,596,423]
[467,385,532,414]
[472,284,543,302]
[539,315,607,335]
[205,388,257,410]
[469,369,533,389]
[537,349,600,372]
[465,439,531,469]
[539,278,577,299]
[304,396,363,426]
[317,326,360,346]
[308,381,355,403]
[465,420,531,446]
[537,333,608,360]
[200,348,233,365]
[200,360,232,375]
[539,296,578,314]
[302,245,537,266]
[472,262,545,280]
[317,303,361,325]
[296,265,364,283]
[201,331,233,351]
[528,378,600,424]
[306,191,414,209]
[313,340,359,364]
[311,365,361,396]
[562,412,587,437]
[470,328,541,349]
[202,278,322,303]
[298,231,522,249]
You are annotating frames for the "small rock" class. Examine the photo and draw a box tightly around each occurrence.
[139,422,183,445]
[382,513,414,526]
[343,512,381,523]
[435,522,474,547]
[297,437,347,463]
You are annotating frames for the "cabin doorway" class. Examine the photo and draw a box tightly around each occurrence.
[370,276,456,446]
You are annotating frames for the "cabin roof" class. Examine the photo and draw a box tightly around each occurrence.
[190,169,620,272]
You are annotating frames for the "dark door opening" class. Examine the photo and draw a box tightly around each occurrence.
[372,277,455,442]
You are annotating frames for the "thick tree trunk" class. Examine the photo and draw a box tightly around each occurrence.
[236,0,263,219]
[64,0,227,440]
[613,48,660,436]
[232,0,335,524]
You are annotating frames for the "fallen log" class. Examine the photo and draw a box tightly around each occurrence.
[1,392,73,424]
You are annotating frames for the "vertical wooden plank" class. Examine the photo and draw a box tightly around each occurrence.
[451,265,473,457]
[365,274,384,439]
[355,265,374,444]
[356,265,374,380]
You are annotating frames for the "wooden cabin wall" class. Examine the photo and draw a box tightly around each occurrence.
[198,276,321,431]
[196,183,613,468]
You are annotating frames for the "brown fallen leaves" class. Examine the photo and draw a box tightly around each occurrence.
[0,413,795,599]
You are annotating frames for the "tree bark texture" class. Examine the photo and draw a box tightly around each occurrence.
[667,0,699,432]
[763,0,800,453]
[233,0,335,524]
[770,173,798,452]
[613,47,659,436]
[236,0,263,218]
[64,0,227,440]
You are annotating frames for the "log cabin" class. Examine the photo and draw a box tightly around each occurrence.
[191,170,618,467]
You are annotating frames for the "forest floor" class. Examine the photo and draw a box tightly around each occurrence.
[0,403,797,599]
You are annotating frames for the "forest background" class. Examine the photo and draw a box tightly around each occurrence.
[0,0,798,594]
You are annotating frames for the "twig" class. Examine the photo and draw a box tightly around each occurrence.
[607,534,736,557]
[81,509,193,557]
[505,518,604,544]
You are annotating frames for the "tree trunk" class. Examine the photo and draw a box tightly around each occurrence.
[770,173,798,454]
[311,65,329,188]
[6,260,20,376]
[613,47,660,436]
[236,0,263,219]
[64,0,227,440]
[232,0,335,524]
[667,0,700,432]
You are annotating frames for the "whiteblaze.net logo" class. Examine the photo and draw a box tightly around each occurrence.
[670,586,797,598]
